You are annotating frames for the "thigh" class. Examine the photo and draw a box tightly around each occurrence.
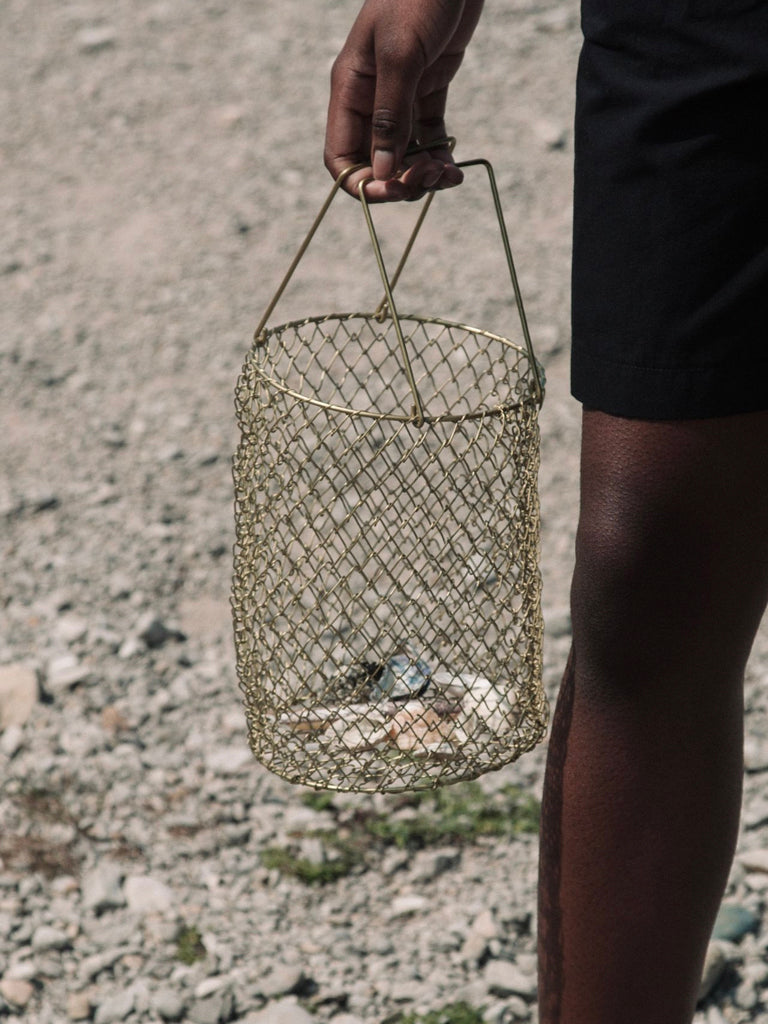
[571,0,768,419]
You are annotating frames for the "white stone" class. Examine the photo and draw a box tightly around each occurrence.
[94,987,135,1024]
[737,849,768,873]
[389,894,428,917]
[55,615,88,644]
[193,976,230,1000]
[484,958,537,999]
[204,745,252,775]
[46,653,89,691]
[245,998,315,1024]
[0,978,34,1008]
[31,925,70,951]
[260,963,305,998]
[67,990,93,1020]
[0,664,39,729]
[124,875,173,915]
[76,27,117,53]
[410,846,461,883]
[698,942,729,1001]
[0,723,24,757]
[81,863,125,914]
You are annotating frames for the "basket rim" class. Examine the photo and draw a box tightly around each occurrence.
[248,310,543,424]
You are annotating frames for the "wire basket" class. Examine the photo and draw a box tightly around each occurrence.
[233,149,548,792]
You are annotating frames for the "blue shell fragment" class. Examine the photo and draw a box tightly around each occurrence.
[372,644,432,701]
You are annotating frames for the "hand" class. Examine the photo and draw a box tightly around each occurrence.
[324,0,484,201]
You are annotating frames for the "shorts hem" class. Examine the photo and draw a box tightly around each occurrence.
[571,347,768,420]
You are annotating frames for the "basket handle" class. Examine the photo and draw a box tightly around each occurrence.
[253,141,544,420]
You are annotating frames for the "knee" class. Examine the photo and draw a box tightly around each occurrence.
[570,474,753,696]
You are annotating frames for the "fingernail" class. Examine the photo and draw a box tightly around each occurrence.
[423,168,442,188]
[442,165,464,186]
[373,149,396,180]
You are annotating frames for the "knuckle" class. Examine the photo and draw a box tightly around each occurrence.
[372,109,399,141]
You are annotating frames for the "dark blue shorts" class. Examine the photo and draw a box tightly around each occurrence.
[571,0,768,419]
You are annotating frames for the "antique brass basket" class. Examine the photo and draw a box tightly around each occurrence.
[233,150,547,792]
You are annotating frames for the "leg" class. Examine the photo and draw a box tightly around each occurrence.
[538,409,768,1024]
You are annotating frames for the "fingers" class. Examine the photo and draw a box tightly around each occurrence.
[324,0,477,202]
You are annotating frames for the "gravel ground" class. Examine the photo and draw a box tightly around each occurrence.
[3,1,768,1022]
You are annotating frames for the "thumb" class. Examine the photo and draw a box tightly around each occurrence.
[369,41,424,180]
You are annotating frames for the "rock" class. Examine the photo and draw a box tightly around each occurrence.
[0,723,24,757]
[734,976,759,1011]
[45,653,89,692]
[94,988,135,1024]
[137,615,184,649]
[82,862,125,914]
[698,942,729,1002]
[31,924,71,952]
[484,959,537,1000]
[712,903,760,942]
[330,1016,365,1024]
[259,963,309,998]
[0,978,34,1008]
[744,736,768,772]
[0,664,39,728]
[532,118,568,150]
[380,848,410,876]
[205,745,252,775]
[544,607,572,638]
[79,949,131,984]
[194,977,230,1000]
[188,984,234,1024]
[76,26,117,53]
[152,989,186,1021]
[124,875,174,915]
[67,990,93,1020]
[297,836,325,867]
[410,846,461,883]
[389,894,428,917]
[462,930,491,967]
[55,615,89,644]
[737,849,768,873]
[246,998,315,1023]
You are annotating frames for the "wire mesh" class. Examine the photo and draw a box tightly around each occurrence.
[232,311,548,792]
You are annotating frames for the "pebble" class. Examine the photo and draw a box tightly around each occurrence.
[698,943,729,1001]
[259,963,307,998]
[94,988,135,1024]
[410,847,461,883]
[711,903,760,942]
[81,863,125,915]
[45,653,89,692]
[246,999,316,1023]
[67,990,93,1020]
[205,744,253,775]
[136,615,184,650]
[0,664,39,728]
[0,978,34,1009]
[188,985,234,1024]
[123,876,174,915]
[152,988,186,1021]
[31,925,71,952]
[389,895,428,917]
[76,26,117,53]
[0,723,24,757]
[737,848,768,873]
[484,959,537,1000]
